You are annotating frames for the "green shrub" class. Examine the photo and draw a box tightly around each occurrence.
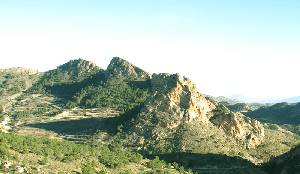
[0,115,4,122]
[38,157,48,165]
[66,101,77,109]
[81,162,96,174]
[147,156,166,170]
[0,145,10,159]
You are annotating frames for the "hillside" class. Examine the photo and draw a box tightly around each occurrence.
[0,68,40,132]
[31,57,151,112]
[277,96,300,103]
[68,57,151,112]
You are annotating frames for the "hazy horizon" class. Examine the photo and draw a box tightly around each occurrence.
[1,0,300,101]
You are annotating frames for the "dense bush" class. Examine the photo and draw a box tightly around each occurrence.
[0,106,3,113]
[0,133,189,173]
[98,144,143,168]
[147,156,166,169]
[71,78,150,112]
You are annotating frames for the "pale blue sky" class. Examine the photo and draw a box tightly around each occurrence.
[1,0,300,101]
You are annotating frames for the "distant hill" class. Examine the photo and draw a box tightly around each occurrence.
[209,96,267,112]
[226,103,252,112]
[277,96,300,104]
[222,102,268,112]
[245,102,300,124]
[209,96,240,105]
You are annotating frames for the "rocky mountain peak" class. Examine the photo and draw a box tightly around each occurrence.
[151,73,196,93]
[58,58,99,74]
[37,58,101,85]
[106,57,150,80]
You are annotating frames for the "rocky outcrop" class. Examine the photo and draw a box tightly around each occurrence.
[149,73,216,123]
[130,73,265,152]
[106,57,150,80]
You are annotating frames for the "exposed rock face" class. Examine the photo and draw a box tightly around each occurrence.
[150,73,216,123]
[130,73,264,152]
[106,57,150,80]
